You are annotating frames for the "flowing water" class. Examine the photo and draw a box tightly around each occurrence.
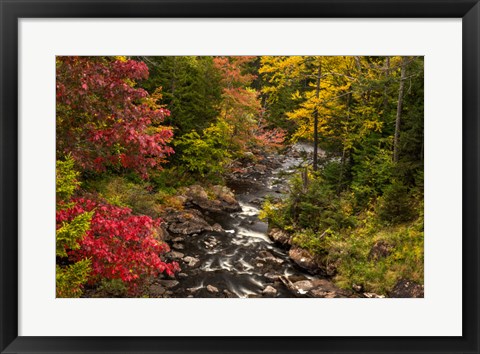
[170,143,320,298]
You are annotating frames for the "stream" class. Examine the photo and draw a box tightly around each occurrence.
[168,143,322,298]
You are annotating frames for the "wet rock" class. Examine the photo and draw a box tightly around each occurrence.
[389,279,424,298]
[352,284,363,292]
[156,223,171,241]
[264,272,280,281]
[268,228,291,246]
[184,185,241,213]
[368,240,393,261]
[256,263,264,268]
[203,236,219,249]
[148,284,166,297]
[257,250,284,265]
[293,280,316,294]
[183,256,200,267]
[159,280,179,289]
[288,247,320,274]
[177,273,188,279]
[288,275,309,283]
[163,208,213,235]
[363,292,386,298]
[172,243,184,250]
[207,285,219,293]
[166,251,185,260]
[249,197,264,206]
[212,223,224,232]
[172,236,185,243]
[187,287,200,293]
[307,279,352,298]
[223,289,237,298]
[211,185,242,212]
[262,285,277,297]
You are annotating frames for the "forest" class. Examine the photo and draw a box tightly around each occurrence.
[56,56,424,298]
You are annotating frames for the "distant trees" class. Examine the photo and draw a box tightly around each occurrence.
[259,56,424,208]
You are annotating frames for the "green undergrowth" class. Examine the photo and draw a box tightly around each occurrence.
[260,170,424,295]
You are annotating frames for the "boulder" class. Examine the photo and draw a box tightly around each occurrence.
[389,279,424,298]
[163,208,213,235]
[148,284,166,297]
[183,185,241,213]
[257,250,284,265]
[207,285,219,293]
[262,285,277,297]
[363,292,386,298]
[288,247,320,274]
[264,272,280,282]
[268,228,291,246]
[212,223,224,233]
[158,279,179,289]
[288,246,338,276]
[293,280,316,294]
[166,251,184,260]
[156,223,171,241]
[172,243,184,250]
[304,279,351,298]
[183,256,200,267]
[211,185,242,212]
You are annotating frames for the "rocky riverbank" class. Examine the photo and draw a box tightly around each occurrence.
[143,145,363,298]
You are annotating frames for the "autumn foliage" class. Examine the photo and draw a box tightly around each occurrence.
[56,56,174,178]
[57,198,179,285]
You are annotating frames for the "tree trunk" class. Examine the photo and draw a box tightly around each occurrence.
[313,60,322,171]
[393,57,407,163]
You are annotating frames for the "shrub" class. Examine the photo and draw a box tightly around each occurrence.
[175,119,233,177]
[59,198,180,288]
[377,182,416,224]
[56,156,93,297]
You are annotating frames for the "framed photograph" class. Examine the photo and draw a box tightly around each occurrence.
[1,0,478,353]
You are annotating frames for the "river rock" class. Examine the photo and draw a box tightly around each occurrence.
[293,280,317,294]
[156,223,171,241]
[166,251,184,260]
[307,279,351,298]
[389,279,424,298]
[262,285,277,297]
[223,289,237,298]
[268,228,291,246]
[264,272,280,281]
[363,292,386,298]
[183,256,200,267]
[163,208,213,235]
[159,279,179,289]
[207,285,219,293]
[288,247,320,274]
[172,236,185,243]
[183,185,241,213]
[368,240,393,261]
[148,284,166,297]
[257,250,284,265]
[212,223,224,232]
[172,243,184,250]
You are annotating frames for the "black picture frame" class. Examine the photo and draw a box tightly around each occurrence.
[1,0,479,353]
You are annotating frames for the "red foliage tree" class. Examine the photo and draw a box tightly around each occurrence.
[56,56,174,178]
[57,198,179,286]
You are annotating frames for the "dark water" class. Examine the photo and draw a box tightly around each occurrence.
[169,144,318,298]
